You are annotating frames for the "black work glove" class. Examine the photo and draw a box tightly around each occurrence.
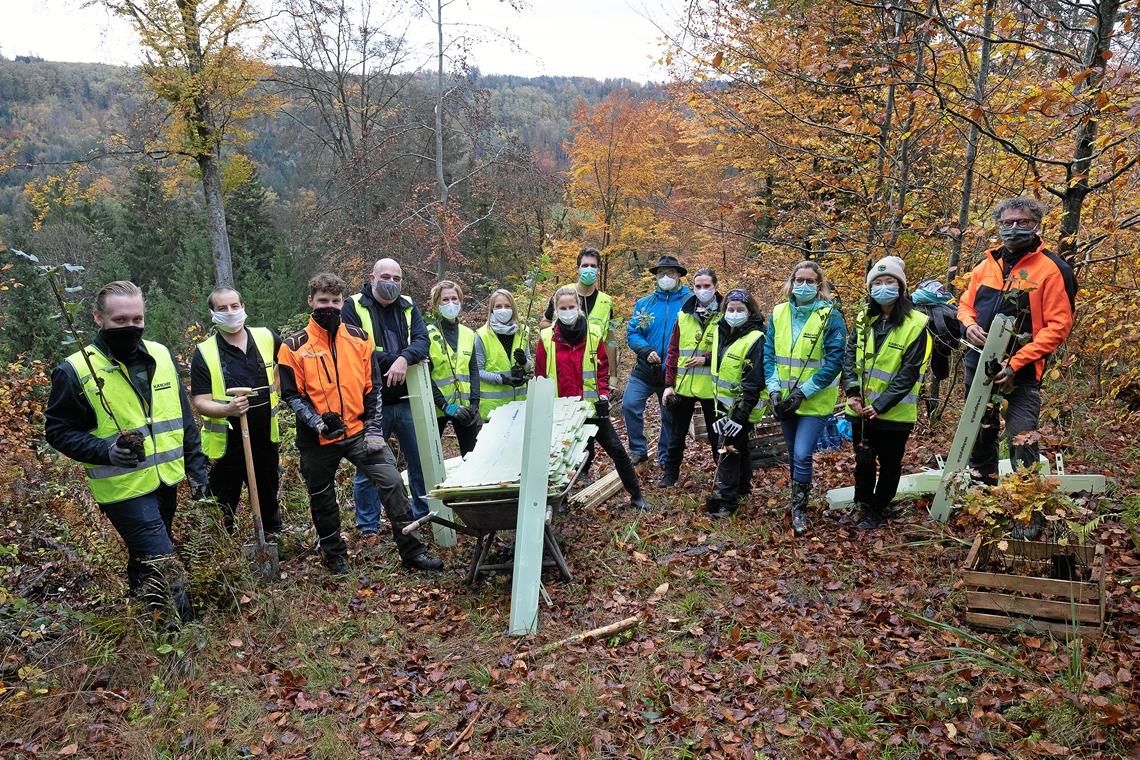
[768,392,782,416]
[498,371,515,385]
[108,437,142,468]
[190,480,209,501]
[729,400,749,425]
[595,396,611,417]
[513,348,527,367]
[454,405,479,426]
[663,391,678,410]
[778,389,806,420]
[318,411,346,439]
[509,366,530,387]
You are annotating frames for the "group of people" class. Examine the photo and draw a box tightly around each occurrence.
[44,196,1075,621]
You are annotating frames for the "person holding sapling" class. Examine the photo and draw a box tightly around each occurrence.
[278,272,442,576]
[706,289,767,518]
[427,280,482,455]
[764,260,847,535]
[536,286,650,510]
[476,288,532,420]
[45,280,209,623]
[842,257,931,529]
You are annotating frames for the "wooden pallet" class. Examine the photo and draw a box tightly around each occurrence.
[962,535,1106,640]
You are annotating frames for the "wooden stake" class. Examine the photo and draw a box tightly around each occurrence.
[567,470,623,509]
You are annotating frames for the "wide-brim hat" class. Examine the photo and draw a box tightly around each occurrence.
[648,255,688,276]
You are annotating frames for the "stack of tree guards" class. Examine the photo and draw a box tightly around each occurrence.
[429,398,596,504]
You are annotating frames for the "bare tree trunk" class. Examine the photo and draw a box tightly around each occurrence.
[949,0,995,288]
[199,152,235,286]
[433,0,449,279]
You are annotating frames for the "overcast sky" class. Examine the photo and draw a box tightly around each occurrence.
[0,0,686,82]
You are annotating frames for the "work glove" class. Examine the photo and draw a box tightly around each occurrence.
[513,348,527,366]
[777,389,806,420]
[453,405,479,426]
[729,400,750,426]
[509,366,530,387]
[498,371,515,385]
[991,363,1015,393]
[663,391,678,410]
[712,417,743,439]
[768,392,782,416]
[318,411,346,439]
[595,396,611,417]
[364,433,387,455]
[108,438,142,468]
[190,480,209,501]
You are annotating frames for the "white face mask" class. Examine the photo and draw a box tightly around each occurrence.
[439,302,461,321]
[694,286,715,304]
[724,310,748,328]
[492,307,514,324]
[557,307,579,325]
[211,307,247,334]
[658,275,677,291]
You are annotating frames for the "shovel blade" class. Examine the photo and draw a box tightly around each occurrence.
[242,541,280,580]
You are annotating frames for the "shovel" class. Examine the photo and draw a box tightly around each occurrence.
[227,387,279,580]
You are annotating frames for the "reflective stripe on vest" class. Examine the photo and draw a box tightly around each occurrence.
[429,323,476,416]
[64,340,186,504]
[772,301,840,416]
[843,310,932,423]
[196,327,280,458]
[540,324,601,410]
[674,311,720,399]
[712,328,765,423]
[351,293,413,352]
[561,284,614,342]
[475,324,527,420]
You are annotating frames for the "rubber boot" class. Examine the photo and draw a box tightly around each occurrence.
[629,488,653,510]
[790,480,810,535]
[855,502,885,530]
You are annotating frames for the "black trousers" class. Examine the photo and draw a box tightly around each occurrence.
[710,422,754,509]
[437,416,480,456]
[584,415,642,499]
[298,434,426,561]
[965,367,1041,484]
[662,394,719,476]
[850,419,913,512]
[208,431,281,534]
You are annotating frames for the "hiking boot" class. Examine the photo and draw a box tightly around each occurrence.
[629,452,649,466]
[323,553,350,575]
[855,504,885,530]
[657,471,678,488]
[790,480,811,535]
[404,551,444,571]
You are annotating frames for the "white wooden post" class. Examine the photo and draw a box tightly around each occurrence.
[406,361,455,547]
[509,377,555,636]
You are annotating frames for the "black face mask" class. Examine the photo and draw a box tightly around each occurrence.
[311,307,342,332]
[100,326,144,359]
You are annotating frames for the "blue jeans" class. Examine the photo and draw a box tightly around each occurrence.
[354,401,428,528]
[621,373,672,465]
[779,414,829,484]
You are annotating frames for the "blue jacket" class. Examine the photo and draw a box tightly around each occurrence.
[763,298,847,400]
[626,285,691,385]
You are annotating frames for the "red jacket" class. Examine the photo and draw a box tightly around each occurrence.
[957,242,1076,380]
[535,323,611,398]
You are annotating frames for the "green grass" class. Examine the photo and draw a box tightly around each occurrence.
[812,695,887,741]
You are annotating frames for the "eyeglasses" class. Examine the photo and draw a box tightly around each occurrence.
[376,274,403,282]
[793,277,818,285]
[998,219,1038,229]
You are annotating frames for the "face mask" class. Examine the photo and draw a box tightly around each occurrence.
[578,266,597,286]
[492,307,514,324]
[439,302,461,321]
[101,326,144,358]
[792,283,818,303]
[695,287,715,304]
[557,307,579,325]
[311,307,341,332]
[211,308,246,334]
[373,279,401,303]
[658,275,677,292]
[870,285,899,306]
[724,311,748,328]
[999,226,1039,253]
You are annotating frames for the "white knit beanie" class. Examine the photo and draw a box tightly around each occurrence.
[867,255,907,290]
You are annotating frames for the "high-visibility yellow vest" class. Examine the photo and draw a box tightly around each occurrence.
[195,328,280,458]
[712,328,765,423]
[844,310,932,423]
[561,284,614,342]
[64,340,186,505]
[674,310,720,399]
[351,293,413,351]
[772,302,840,416]
[540,324,601,411]
[429,323,476,417]
[475,324,528,420]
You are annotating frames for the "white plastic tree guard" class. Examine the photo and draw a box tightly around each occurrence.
[407,361,456,547]
[509,377,555,636]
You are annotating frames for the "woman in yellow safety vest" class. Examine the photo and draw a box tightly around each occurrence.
[842,256,931,529]
[764,260,847,535]
[427,280,482,455]
[659,267,722,488]
[475,289,532,421]
[706,289,767,518]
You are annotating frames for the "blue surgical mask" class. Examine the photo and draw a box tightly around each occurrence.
[439,302,461,321]
[792,283,818,303]
[870,285,899,306]
[724,311,748,328]
[579,266,598,286]
[492,307,514,324]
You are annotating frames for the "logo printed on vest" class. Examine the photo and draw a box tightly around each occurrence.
[153,382,172,392]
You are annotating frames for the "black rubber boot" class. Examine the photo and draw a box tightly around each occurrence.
[657,471,678,488]
[790,480,810,535]
[855,502,885,530]
[630,491,653,510]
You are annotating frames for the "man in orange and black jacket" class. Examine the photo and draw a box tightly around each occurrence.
[958,197,1076,497]
[278,272,443,575]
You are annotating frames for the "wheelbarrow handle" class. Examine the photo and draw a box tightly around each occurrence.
[402,511,438,535]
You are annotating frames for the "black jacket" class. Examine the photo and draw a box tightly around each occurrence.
[715,313,765,421]
[44,334,209,486]
[841,305,928,427]
[341,282,431,406]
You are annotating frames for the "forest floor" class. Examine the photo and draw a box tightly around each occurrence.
[1,381,1139,759]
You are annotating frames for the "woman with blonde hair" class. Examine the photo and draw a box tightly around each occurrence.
[476,288,532,420]
[763,260,847,535]
[427,280,482,455]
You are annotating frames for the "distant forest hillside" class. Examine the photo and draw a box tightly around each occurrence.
[0,57,658,222]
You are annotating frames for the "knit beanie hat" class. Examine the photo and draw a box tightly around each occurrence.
[867,255,907,290]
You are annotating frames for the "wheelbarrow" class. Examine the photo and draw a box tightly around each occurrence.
[402,466,582,586]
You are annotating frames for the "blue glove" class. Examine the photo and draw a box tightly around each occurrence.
[445,403,460,417]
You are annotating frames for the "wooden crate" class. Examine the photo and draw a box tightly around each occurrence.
[962,535,1106,640]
